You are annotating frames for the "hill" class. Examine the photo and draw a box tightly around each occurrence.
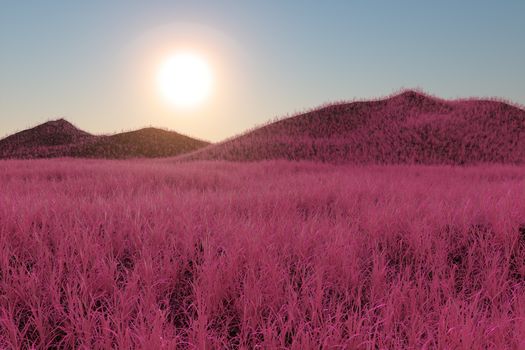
[70,128,210,159]
[0,120,209,159]
[181,90,525,164]
[0,119,96,158]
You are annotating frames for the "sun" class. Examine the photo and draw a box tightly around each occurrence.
[157,52,213,108]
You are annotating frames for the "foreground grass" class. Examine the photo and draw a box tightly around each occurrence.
[0,159,524,349]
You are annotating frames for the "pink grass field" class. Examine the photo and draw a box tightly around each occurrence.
[0,159,524,349]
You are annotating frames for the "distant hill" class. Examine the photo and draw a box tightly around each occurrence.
[181,90,525,164]
[69,128,210,159]
[3,90,524,163]
[0,120,209,159]
[0,119,96,159]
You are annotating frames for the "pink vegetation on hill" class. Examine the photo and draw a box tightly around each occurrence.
[0,119,96,158]
[183,90,525,164]
[1,90,523,164]
[0,120,209,159]
[69,128,210,159]
[0,159,524,348]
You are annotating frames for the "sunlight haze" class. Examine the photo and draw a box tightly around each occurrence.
[1,1,524,142]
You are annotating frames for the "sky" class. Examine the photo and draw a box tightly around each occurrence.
[1,0,524,142]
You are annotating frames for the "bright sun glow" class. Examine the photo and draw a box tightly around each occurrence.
[157,52,212,108]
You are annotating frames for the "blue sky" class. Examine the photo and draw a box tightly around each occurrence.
[1,0,524,141]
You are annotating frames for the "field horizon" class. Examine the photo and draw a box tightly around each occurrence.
[2,89,524,165]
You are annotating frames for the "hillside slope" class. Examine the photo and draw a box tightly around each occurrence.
[0,119,96,159]
[70,128,210,159]
[0,121,209,159]
[181,90,525,164]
